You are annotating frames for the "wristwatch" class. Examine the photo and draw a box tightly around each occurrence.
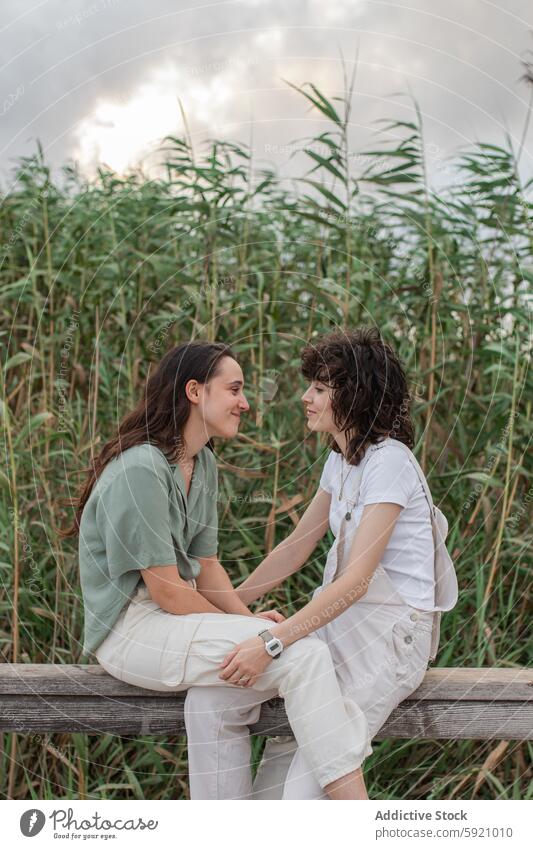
[258,629,284,659]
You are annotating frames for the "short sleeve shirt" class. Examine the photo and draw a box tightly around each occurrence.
[319,438,435,609]
[78,443,218,657]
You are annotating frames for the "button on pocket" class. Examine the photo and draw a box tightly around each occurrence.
[388,615,434,691]
[391,621,416,650]
[388,619,417,681]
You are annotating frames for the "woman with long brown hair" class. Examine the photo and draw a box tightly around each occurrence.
[184,327,458,799]
[63,339,374,800]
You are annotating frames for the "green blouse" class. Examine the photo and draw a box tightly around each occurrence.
[78,443,218,657]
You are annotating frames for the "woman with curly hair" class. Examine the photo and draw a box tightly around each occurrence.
[64,340,374,802]
[185,327,458,799]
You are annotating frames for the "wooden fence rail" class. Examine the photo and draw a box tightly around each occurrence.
[1,665,532,741]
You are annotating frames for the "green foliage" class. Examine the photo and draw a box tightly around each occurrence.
[0,80,531,800]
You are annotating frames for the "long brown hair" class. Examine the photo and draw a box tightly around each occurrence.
[60,340,234,538]
[301,326,414,465]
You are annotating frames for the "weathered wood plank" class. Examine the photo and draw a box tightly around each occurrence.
[1,665,532,740]
[0,694,531,740]
[1,664,531,702]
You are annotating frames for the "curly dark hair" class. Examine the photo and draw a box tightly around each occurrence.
[59,340,234,538]
[301,327,414,465]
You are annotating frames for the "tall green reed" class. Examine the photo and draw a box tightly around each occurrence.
[0,77,530,800]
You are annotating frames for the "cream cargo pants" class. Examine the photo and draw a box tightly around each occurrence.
[185,563,436,799]
[94,584,371,796]
[186,465,458,800]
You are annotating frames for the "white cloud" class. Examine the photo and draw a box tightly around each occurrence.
[1,0,531,182]
[73,60,244,173]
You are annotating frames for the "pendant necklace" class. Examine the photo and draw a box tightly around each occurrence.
[339,456,354,520]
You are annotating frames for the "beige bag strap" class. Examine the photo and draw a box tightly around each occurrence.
[383,439,442,567]
[387,441,449,661]
[332,440,444,662]
[388,440,437,520]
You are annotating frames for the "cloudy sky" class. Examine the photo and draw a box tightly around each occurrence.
[1,0,533,187]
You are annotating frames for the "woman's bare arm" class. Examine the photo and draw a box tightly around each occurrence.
[141,564,223,614]
[236,488,332,606]
[269,502,402,646]
[195,555,255,616]
[141,559,283,621]
[218,502,404,686]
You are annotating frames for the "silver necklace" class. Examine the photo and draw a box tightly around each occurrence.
[339,456,355,520]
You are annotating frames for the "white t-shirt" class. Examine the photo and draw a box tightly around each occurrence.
[319,438,435,609]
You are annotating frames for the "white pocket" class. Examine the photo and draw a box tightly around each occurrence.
[159,633,187,688]
[388,618,431,689]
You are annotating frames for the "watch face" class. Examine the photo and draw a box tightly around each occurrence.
[266,638,282,656]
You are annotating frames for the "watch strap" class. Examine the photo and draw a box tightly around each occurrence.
[258,628,283,658]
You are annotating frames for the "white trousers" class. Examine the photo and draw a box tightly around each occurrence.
[94,585,371,796]
[184,598,434,799]
[186,496,443,800]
